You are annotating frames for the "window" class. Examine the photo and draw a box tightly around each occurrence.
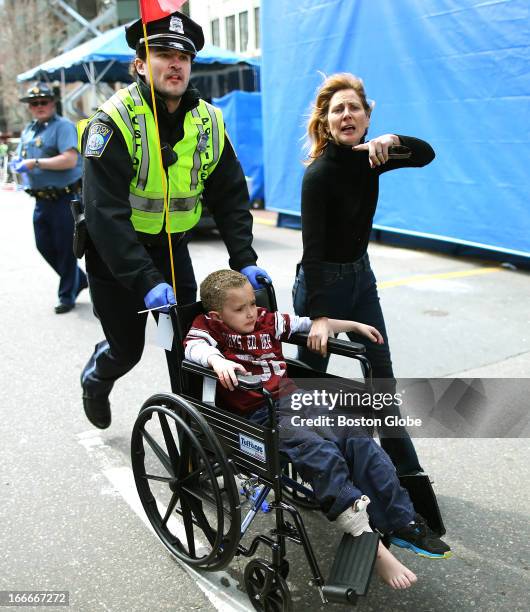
[254,7,260,50]
[239,11,248,52]
[211,18,220,46]
[225,15,236,51]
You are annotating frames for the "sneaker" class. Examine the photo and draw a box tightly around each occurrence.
[335,495,372,537]
[390,514,451,559]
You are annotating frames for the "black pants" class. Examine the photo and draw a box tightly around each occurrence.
[82,238,197,398]
[292,254,422,475]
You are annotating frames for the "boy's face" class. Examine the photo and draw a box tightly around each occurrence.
[211,283,257,334]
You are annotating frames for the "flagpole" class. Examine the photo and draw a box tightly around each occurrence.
[141,20,178,301]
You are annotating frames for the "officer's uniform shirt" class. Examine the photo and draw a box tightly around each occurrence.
[18,114,81,189]
[82,79,257,299]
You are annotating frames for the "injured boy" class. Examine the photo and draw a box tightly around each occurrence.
[184,270,451,590]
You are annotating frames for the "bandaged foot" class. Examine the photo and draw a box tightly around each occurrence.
[375,542,418,590]
[335,495,372,537]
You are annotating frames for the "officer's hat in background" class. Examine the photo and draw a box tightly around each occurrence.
[20,83,56,103]
[125,11,204,58]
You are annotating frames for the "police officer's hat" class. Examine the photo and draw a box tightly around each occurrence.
[20,83,55,103]
[125,11,204,58]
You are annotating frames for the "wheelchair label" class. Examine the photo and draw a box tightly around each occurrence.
[239,434,266,463]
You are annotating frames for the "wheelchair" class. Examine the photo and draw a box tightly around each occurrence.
[130,280,445,610]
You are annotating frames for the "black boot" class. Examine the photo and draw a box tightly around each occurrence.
[82,394,111,429]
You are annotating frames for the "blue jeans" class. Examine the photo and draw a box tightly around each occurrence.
[292,255,422,475]
[250,400,415,532]
[33,194,87,305]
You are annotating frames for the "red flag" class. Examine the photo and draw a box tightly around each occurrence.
[139,0,188,24]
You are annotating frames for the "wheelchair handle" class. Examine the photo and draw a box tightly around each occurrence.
[255,275,278,311]
[256,274,271,286]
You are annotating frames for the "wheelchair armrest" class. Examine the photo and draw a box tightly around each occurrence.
[236,374,264,391]
[182,359,219,381]
[289,333,366,357]
[181,360,263,391]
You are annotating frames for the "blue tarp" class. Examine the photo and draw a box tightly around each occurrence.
[261,0,530,258]
[17,23,260,84]
[213,91,264,202]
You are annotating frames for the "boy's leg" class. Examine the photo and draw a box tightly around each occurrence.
[276,400,450,557]
[251,405,361,521]
[275,411,419,590]
[277,411,362,519]
[344,436,451,558]
[344,436,415,533]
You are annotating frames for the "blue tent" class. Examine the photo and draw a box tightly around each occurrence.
[17,25,135,83]
[261,0,530,259]
[17,23,260,97]
[213,91,264,202]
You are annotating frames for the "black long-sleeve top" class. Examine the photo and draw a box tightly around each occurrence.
[301,136,435,318]
[82,79,257,299]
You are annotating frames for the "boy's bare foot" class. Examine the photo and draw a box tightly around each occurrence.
[375,542,418,590]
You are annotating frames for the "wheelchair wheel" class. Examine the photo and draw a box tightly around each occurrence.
[131,393,241,571]
[244,558,293,612]
[281,463,320,510]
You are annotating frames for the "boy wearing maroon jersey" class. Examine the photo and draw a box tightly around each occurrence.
[184,270,451,590]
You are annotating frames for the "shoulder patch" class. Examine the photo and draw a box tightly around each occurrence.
[85,122,113,157]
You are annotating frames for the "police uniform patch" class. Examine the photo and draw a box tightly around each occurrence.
[85,122,113,157]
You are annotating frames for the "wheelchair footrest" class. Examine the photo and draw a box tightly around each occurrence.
[322,532,379,605]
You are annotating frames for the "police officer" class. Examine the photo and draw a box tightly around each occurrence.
[11,83,88,314]
[79,11,270,429]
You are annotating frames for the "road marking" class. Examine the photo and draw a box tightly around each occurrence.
[77,431,251,612]
[378,266,501,289]
[252,215,276,226]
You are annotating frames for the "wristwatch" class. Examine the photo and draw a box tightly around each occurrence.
[34,159,40,169]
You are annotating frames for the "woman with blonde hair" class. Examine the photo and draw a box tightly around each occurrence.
[293,73,435,475]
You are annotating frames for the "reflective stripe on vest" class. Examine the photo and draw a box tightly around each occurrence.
[99,83,225,234]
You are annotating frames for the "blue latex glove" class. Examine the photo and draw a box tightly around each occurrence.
[143,282,176,313]
[9,157,30,174]
[240,265,272,289]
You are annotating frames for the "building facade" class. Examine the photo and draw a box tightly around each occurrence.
[189,0,261,57]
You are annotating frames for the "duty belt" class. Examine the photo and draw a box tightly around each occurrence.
[26,180,82,201]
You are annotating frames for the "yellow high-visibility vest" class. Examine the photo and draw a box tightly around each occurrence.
[79,82,225,234]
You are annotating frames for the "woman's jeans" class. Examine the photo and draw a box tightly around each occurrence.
[292,254,422,475]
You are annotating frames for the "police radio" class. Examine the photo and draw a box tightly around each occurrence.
[70,196,88,258]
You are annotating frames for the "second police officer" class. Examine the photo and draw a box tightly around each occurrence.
[11,84,88,314]
[79,11,270,429]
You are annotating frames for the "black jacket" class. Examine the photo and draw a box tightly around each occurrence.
[301,136,435,318]
[82,80,257,298]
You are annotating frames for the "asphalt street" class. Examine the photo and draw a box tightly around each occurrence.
[1,190,529,612]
